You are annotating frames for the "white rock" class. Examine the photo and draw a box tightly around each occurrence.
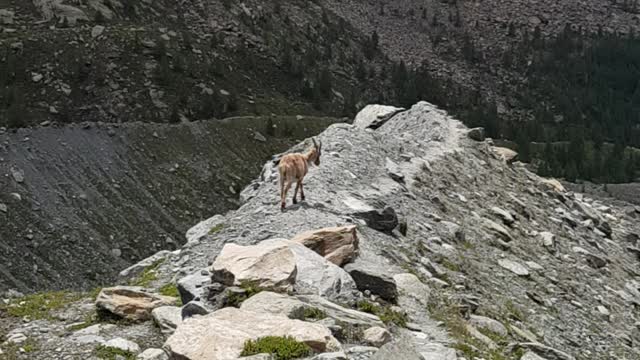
[164,307,340,359]
[91,25,105,38]
[362,326,392,347]
[498,259,530,276]
[103,338,140,354]
[521,351,546,360]
[137,348,169,360]
[468,315,508,336]
[152,306,182,334]
[353,104,404,129]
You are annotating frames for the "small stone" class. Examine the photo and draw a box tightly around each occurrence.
[362,326,392,347]
[11,168,24,183]
[498,259,530,276]
[468,127,485,141]
[32,73,43,83]
[0,203,7,213]
[49,106,58,114]
[136,348,169,360]
[91,25,105,38]
[103,338,140,354]
[253,131,267,142]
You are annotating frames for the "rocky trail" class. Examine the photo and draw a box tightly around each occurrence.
[1,102,640,359]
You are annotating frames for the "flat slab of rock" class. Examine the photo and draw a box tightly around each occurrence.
[344,261,398,302]
[96,287,177,321]
[241,292,383,329]
[491,146,518,163]
[164,307,340,359]
[485,219,514,242]
[210,239,297,292]
[292,225,359,266]
[103,337,140,354]
[517,342,576,360]
[498,259,530,276]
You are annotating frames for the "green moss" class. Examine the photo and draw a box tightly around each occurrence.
[95,344,136,360]
[504,300,526,322]
[0,291,84,320]
[129,258,165,287]
[158,282,181,303]
[303,307,327,320]
[240,336,312,359]
[356,300,407,327]
[208,223,224,234]
[378,307,408,328]
[356,300,380,314]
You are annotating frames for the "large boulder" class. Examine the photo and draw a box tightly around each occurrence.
[352,206,399,234]
[291,225,359,266]
[287,240,358,301]
[344,261,398,302]
[96,287,177,321]
[353,105,404,129]
[468,315,508,337]
[240,292,307,319]
[164,307,341,359]
[362,326,392,347]
[210,239,298,292]
[491,146,518,163]
[211,239,357,301]
[152,306,182,335]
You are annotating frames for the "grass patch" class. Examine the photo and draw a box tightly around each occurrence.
[303,307,327,320]
[504,300,526,322]
[158,283,181,305]
[224,281,263,307]
[208,223,224,234]
[129,258,165,287]
[240,336,312,359]
[356,300,407,327]
[440,258,461,272]
[95,344,136,360]
[0,291,84,320]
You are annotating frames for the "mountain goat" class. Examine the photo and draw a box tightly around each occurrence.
[278,138,322,210]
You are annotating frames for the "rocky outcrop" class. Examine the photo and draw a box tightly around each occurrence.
[344,261,398,302]
[151,306,182,335]
[292,225,359,266]
[362,326,392,347]
[164,307,340,359]
[353,105,404,129]
[96,287,177,321]
[210,239,298,292]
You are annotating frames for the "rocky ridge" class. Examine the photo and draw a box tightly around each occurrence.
[1,102,640,359]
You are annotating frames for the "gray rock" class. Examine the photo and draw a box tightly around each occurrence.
[539,231,556,251]
[485,219,513,242]
[136,348,169,360]
[312,352,347,360]
[418,343,457,360]
[491,206,515,226]
[91,25,105,38]
[353,205,399,234]
[517,342,575,360]
[362,326,392,347]
[103,338,140,354]
[385,158,405,183]
[253,131,267,142]
[521,351,546,360]
[177,270,211,304]
[469,315,508,336]
[185,215,224,243]
[151,306,182,334]
[0,203,7,213]
[585,253,607,269]
[0,9,15,24]
[353,104,404,129]
[10,167,24,183]
[498,259,530,276]
[467,127,485,141]
[118,250,171,281]
[181,301,210,320]
[344,261,398,302]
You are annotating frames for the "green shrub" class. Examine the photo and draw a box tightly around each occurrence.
[208,223,224,234]
[303,307,327,320]
[356,300,407,327]
[159,283,182,305]
[95,344,136,360]
[240,336,312,359]
[129,258,165,287]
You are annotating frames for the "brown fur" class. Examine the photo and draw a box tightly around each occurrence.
[278,138,322,210]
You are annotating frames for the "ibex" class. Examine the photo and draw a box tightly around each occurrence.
[278,138,322,210]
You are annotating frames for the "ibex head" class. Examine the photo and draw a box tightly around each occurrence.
[311,138,322,166]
